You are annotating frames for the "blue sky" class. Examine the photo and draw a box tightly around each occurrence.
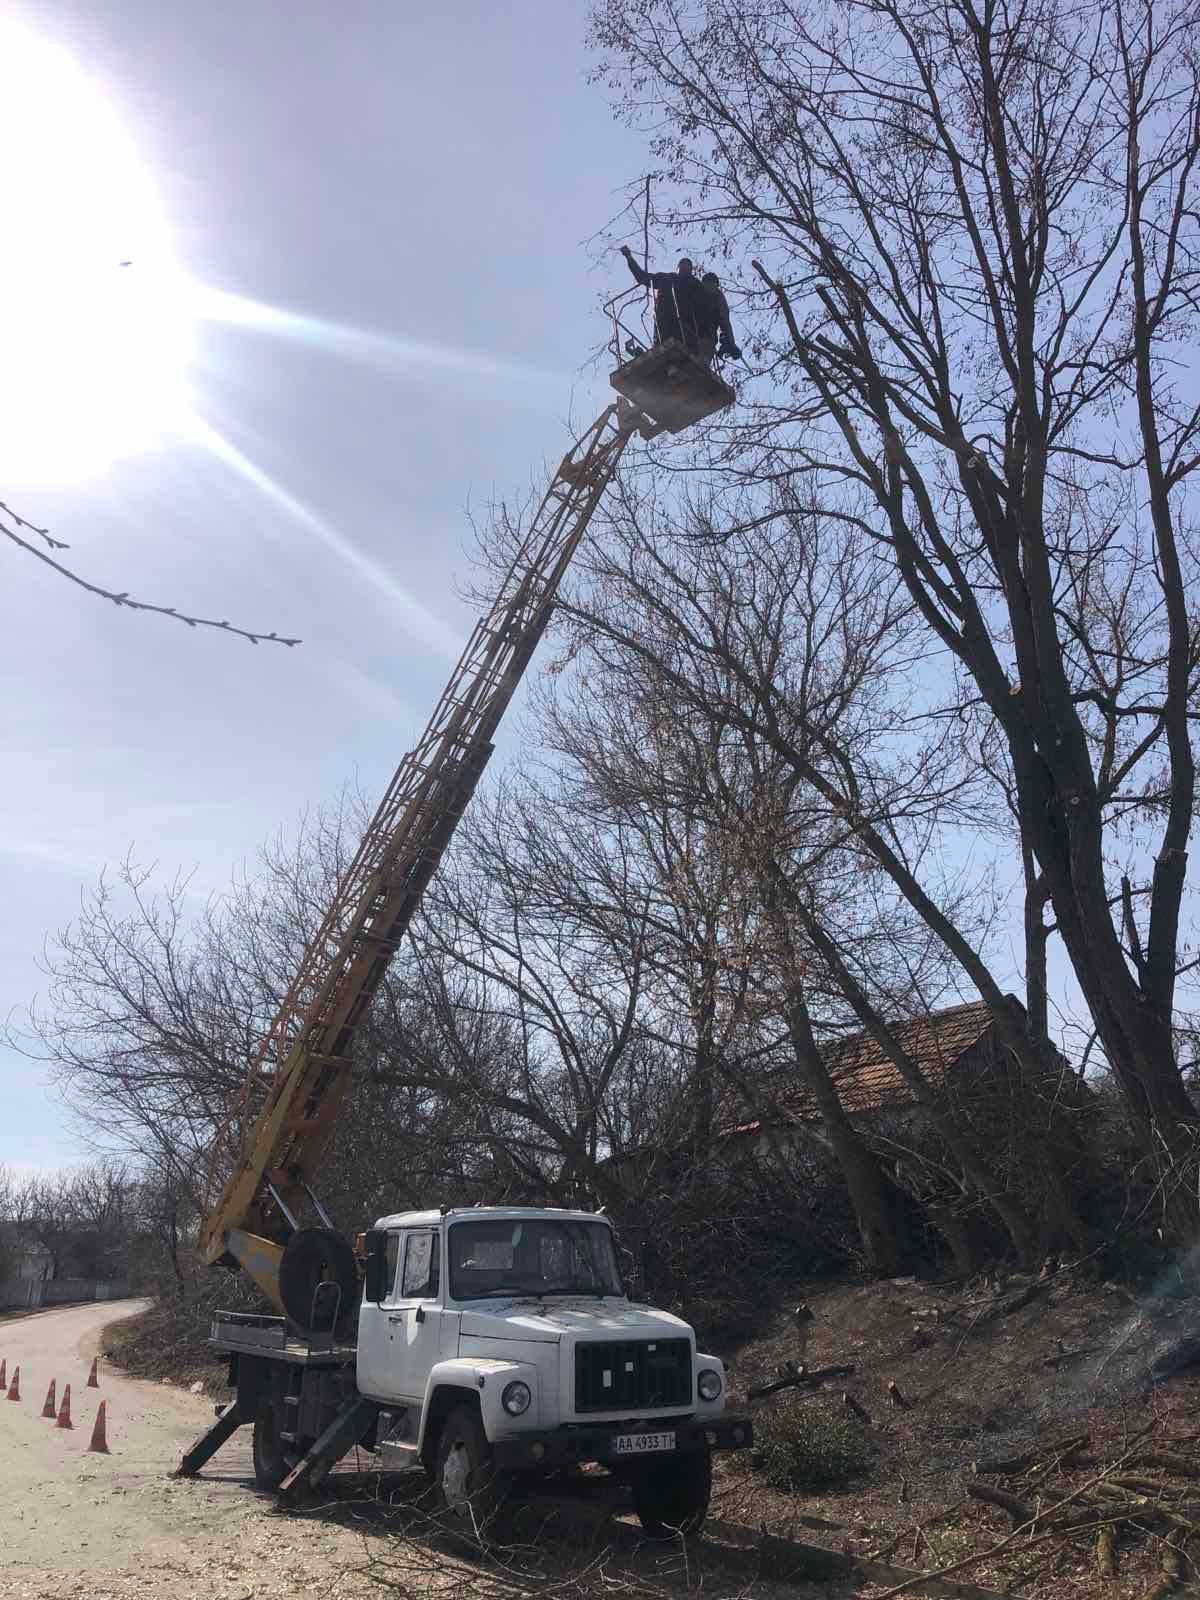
[0,2,661,1171]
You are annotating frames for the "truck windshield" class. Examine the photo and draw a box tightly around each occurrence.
[448,1218,623,1301]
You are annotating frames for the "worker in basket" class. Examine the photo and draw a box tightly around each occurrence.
[702,271,742,363]
[620,245,713,358]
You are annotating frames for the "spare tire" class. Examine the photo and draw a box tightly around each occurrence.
[279,1226,359,1339]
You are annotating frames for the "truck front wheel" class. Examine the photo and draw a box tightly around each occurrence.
[631,1446,712,1538]
[434,1404,508,1540]
[251,1399,289,1491]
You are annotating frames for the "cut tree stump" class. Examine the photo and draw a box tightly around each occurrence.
[1096,1524,1116,1577]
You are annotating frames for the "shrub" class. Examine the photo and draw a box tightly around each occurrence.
[750,1397,874,1493]
[101,1268,268,1395]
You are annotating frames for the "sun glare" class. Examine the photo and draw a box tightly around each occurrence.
[0,24,194,485]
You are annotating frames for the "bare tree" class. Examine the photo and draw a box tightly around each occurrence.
[0,1165,16,1283]
[529,631,916,1272]
[14,795,679,1252]
[590,0,1200,1236]
[528,460,1094,1261]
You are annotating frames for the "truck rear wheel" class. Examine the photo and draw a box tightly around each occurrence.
[252,1399,289,1491]
[434,1404,508,1540]
[631,1446,712,1538]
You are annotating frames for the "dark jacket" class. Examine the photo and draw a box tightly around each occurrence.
[706,284,737,351]
[624,257,713,351]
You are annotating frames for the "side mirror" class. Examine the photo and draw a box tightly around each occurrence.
[363,1230,388,1303]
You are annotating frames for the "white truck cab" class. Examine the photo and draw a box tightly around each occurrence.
[357,1206,750,1534]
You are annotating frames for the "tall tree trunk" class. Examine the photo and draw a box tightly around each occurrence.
[924,1202,977,1278]
[778,976,907,1274]
[688,950,718,1195]
[792,899,1040,1267]
[1022,835,1049,1050]
[1024,773,1200,1241]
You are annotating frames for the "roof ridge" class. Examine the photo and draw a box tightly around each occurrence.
[818,997,989,1046]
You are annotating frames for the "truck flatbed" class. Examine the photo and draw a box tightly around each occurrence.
[210,1311,356,1366]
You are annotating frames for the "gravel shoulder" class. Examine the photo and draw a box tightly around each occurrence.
[0,1300,414,1599]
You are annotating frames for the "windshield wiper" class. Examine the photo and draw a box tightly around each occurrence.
[461,1280,614,1301]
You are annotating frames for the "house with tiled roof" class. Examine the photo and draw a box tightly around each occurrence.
[730,998,1005,1138]
[724,997,1091,1174]
[606,998,1084,1232]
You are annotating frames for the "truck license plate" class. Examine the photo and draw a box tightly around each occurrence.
[612,1431,675,1456]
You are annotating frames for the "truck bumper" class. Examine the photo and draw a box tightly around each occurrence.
[492,1413,752,1472]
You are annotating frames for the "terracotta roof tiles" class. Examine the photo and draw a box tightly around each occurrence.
[734,999,996,1130]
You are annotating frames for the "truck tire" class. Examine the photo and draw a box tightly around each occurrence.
[433,1404,509,1540]
[279,1227,358,1338]
[631,1446,712,1539]
[252,1399,289,1491]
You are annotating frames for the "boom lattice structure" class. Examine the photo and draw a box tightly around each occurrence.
[200,405,641,1300]
[199,343,734,1327]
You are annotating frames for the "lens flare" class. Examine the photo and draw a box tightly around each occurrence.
[192,286,563,388]
[183,415,459,655]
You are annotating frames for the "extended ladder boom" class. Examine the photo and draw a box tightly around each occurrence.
[200,403,640,1299]
[199,334,735,1324]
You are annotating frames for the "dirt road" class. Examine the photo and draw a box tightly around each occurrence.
[0,1300,424,1600]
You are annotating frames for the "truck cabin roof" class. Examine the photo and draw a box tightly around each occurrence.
[371,1205,611,1231]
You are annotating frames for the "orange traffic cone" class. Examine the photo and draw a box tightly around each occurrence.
[6,1365,19,1402]
[0,1358,6,1390]
[41,1379,57,1419]
[86,1357,99,1389]
[87,1400,109,1454]
[55,1382,72,1429]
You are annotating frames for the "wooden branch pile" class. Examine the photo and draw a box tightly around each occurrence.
[961,1426,1200,1597]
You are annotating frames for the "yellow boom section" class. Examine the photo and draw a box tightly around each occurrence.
[199,403,639,1298]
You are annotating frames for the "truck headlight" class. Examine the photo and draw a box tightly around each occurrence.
[502,1380,532,1416]
[697,1368,723,1402]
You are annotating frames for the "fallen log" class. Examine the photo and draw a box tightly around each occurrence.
[1106,1474,1190,1499]
[1128,1451,1200,1479]
[962,1479,1145,1537]
[866,1440,1155,1599]
[995,1282,1042,1317]
[746,1362,855,1402]
[1042,1345,1098,1369]
[964,1480,1034,1529]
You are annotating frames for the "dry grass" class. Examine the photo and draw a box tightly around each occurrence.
[101,1295,229,1395]
[710,1265,1200,1598]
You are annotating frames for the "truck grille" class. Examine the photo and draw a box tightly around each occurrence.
[574,1338,692,1414]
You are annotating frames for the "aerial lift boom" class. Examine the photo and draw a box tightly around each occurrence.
[199,343,733,1334]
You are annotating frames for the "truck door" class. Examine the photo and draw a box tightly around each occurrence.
[356,1230,402,1399]
[388,1228,444,1404]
